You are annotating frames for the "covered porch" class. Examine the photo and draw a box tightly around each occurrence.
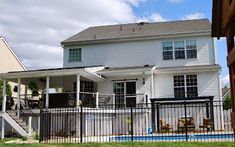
[0,66,107,114]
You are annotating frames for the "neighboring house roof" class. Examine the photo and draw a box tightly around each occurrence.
[61,19,211,45]
[0,37,26,72]
[222,87,230,98]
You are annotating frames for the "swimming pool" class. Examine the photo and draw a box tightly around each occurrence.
[113,133,234,141]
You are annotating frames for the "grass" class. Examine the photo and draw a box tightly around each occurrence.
[0,138,234,147]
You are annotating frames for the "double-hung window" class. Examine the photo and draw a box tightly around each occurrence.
[186,40,197,58]
[162,42,173,60]
[69,48,82,62]
[174,41,185,59]
[173,74,198,98]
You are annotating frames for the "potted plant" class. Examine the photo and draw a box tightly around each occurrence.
[28,81,39,96]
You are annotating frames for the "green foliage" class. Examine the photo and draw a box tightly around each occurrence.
[27,81,38,92]
[33,132,39,140]
[0,80,12,96]
[223,95,232,110]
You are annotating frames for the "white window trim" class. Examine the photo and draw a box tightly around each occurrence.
[172,74,198,98]
[162,40,197,61]
[112,80,137,107]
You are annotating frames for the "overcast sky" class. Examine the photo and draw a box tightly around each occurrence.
[0,0,229,85]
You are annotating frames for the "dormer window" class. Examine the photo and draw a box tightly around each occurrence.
[69,48,82,62]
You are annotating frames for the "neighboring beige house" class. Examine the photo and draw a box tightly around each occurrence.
[0,36,26,99]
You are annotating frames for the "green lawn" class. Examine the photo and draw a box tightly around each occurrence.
[0,139,234,147]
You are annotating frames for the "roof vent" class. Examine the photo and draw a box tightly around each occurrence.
[138,22,149,25]
[93,34,96,39]
[105,67,110,69]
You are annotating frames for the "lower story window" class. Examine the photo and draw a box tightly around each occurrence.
[113,81,136,108]
[174,74,198,98]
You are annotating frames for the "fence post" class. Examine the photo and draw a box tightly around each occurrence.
[80,105,83,143]
[151,101,156,133]
[131,104,134,141]
[96,92,99,109]
[184,101,188,141]
[156,103,160,133]
[209,97,215,131]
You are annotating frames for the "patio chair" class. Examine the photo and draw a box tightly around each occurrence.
[199,118,212,131]
[177,117,195,133]
[160,119,172,132]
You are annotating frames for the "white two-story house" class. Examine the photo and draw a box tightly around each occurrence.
[0,19,222,138]
[61,19,221,106]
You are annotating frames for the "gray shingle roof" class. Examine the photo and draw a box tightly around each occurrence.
[61,19,211,45]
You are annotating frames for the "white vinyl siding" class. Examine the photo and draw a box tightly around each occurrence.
[63,37,214,68]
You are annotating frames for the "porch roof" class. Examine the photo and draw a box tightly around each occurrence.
[0,66,105,82]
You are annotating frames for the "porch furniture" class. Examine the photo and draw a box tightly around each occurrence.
[199,118,212,131]
[177,117,195,133]
[160,119,172,132]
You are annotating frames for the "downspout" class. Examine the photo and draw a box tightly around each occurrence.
[150,66,156,99]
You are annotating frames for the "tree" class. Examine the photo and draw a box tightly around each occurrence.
[0,80,12,96]
[223,95,232,110]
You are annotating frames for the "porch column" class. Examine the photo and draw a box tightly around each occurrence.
[2,80,6,112]
[1,117,4,139]
[45,76,50,108]
[96,92,99,108]
[76,74,80,107]
[17,78,21,117]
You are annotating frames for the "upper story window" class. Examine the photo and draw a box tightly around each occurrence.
[186,40,197,59]
[173,74,198,98]
[174,41,185,59]
[162,40,197,60]
[162,42,173,60]
[69,48,82,62]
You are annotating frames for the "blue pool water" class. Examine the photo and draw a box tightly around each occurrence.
[113,133,234,141]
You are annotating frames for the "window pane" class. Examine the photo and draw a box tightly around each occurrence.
[174,75,185,87]
[186,40,197,58]
[187,87,198,97]
[126,82,136,95]
[163,51,173,60]
[69,48,82,62]
[186,75,198,97]
[162,42,173,60]
[113,83,124,108]
[186,75,197,86]
[174,87,185,98]
[174,41,185,59]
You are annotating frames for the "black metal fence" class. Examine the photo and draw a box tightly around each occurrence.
[39,100,234,143]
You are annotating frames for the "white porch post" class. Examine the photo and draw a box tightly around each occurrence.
[1,117,5,139]
[17,78,21,117]
[96,92,99,108]
[45,76,50,108]
[76,74,80,107]
[112,94,115,109]
[37,117,40,134]
[2,80,6,112]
